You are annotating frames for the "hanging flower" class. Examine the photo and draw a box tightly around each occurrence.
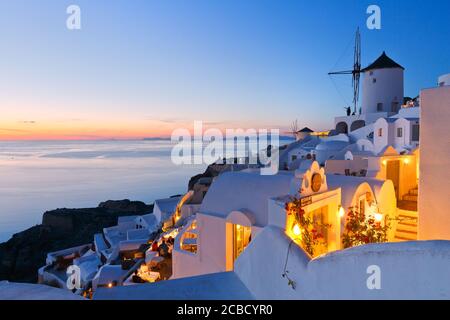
[342,208,390,248]
[285,195,330,257]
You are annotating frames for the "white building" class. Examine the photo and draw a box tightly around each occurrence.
[172,171,293,279]
[361,51,404,114]
[373,117,420,154]
[172,161,398,280]
[418,76,450,240]
[153,196,182,228]
[335,52,405,134]
[438,73,450,86]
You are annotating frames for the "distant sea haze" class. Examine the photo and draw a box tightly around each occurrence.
[0,138,293,242]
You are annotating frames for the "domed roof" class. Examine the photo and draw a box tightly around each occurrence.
[315,140,349,151]
[200,171,293,227]
[362,51,404,72]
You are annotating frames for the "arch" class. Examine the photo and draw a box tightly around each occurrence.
[350,120,366,132]
[226,210,255,227]
[336,122,348,134]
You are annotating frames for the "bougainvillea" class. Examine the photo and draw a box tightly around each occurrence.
[342,208,390,248]
[285,198,331,257]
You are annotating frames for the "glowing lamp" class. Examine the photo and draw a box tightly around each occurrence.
[292,224,301,236]
[374,213,383,222]
[403,158,410,164]
[382,160,387,166]
[338,206,345,218]
[107,283,113,288]
[236,224,241,230]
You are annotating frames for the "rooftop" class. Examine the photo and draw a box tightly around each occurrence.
[362,51,404,72]
[94,271,254,300]
[200,171,293,227]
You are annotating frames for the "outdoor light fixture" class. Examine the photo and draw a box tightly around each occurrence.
[403,158,410,164]
[382,160,387,166]
[338,206,345,218]
[293,224,301,236]
[374,213,383,222]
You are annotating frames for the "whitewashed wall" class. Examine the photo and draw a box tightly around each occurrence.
[419,85,450,240]
[362,68,404,114]
[235,226,450,299]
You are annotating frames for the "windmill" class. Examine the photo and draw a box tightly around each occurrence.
[328,28,362,115]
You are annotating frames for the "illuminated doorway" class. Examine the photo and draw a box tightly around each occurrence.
[233,224,251,262]
[386,160,400,198]
[310,206,329,256]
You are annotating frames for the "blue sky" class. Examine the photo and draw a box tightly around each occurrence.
[0,0,448,139]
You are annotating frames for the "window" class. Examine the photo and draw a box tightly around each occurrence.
[377,103,383,112]
[412,124,420,141]
[397,127,403,137]
[291,155,297,162]
[233,224,251,261]
[378,128,383,137]
[391,102,399,112]
[369,71,374,76]
[372,78,377,83]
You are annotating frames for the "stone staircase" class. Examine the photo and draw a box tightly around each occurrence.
[394,211,418,241]
[394,187,418,241]
[402,187,418,202]
[397,187,418,211]
[394,187,419,241]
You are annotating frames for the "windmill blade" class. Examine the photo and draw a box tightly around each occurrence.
[327,27,362,114]
[352,27,361,113]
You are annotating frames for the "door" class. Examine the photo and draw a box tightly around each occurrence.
[232,224,251,262]
[311,206,329,256]
[386,160,400,198]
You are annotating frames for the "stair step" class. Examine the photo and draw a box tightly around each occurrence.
[396,231,417,236]
[394,236,415,241]
[397,223,417,230]
[410,189,418,196]
[398,215,418,223]
[396,223,417,232]
[396,227,417,234]
[397,200,418,211]
[403,194,418,201]
[395,231,417,240]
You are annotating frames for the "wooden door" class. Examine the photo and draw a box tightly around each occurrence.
[386,160,400,198]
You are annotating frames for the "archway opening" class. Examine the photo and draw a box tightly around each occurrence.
[336,122,348,134]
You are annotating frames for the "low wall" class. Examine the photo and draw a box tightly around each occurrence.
[235,226,450,299]
[325,159,368,175]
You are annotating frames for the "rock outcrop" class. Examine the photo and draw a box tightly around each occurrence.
[0,200,153,283]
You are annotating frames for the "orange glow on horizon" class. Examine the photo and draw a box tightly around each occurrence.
[0,116,290,141]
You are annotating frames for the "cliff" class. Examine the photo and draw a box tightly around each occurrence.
[0,200,153,283]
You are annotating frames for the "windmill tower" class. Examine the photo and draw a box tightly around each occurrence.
[329,29,405,119]
[361,51,404,114]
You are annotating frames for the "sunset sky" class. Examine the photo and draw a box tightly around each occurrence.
[0,0,449,140]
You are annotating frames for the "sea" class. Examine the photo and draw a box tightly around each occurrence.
[0,138,293,242]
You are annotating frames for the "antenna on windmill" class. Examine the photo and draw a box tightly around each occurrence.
[328,28,362,115]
